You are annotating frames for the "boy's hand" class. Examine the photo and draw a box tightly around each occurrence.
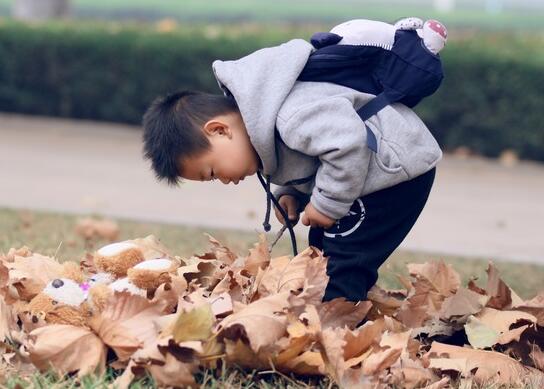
[301,203,336,229]
[274,195,300,226]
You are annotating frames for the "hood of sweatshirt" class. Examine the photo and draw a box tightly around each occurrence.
[211,38,315,176]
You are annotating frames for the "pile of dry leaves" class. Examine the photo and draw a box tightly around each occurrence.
[0,234,543,388]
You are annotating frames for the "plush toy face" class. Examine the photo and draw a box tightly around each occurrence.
[24,278,89,327]
[94,242,145,278]
[43,278,86,306]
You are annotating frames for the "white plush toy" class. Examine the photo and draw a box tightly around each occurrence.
[330,17,447,54]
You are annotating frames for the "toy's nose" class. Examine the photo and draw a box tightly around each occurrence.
[52,279,64,288]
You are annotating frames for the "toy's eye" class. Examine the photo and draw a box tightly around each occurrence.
[51,300,58,305]
[52,279,64,288]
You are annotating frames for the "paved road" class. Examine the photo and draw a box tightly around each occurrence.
[1,113,543,264]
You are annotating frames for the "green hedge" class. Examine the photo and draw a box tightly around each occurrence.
[0,20,543,161]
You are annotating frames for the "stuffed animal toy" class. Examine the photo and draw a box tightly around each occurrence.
[23,278,90,327]
[93,241,145,278]
[78,240,179,310]
[127,258,179,291]
[330,17,447,54]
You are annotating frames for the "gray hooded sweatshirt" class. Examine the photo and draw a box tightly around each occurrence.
[212,38,442,222]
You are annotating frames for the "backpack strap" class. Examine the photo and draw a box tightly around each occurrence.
[355,92,396,153]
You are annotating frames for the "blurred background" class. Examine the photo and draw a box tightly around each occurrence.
[0,0,543,281]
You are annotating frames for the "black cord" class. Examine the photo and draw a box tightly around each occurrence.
[256,171,298,256]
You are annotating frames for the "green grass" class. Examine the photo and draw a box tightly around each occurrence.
[2,207,543,299]
[3,365,338,389]
[1,206,543,388]
[0,0,543,30]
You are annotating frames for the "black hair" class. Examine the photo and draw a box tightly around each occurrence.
[142,90,239,186]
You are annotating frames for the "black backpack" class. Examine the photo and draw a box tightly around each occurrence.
[297,29,444,152]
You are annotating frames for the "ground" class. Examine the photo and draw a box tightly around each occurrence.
[1,113,543,264]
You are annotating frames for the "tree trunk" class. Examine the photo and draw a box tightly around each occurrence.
[12,0,71,21]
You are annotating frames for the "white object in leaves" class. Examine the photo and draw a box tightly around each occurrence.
[88,272,115,285]
[97,241,138,256]
[110,277,146,297]
[43,278,86,306]
[132,258,173,271]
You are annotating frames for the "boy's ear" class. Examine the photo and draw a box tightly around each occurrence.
[203,119,232,139]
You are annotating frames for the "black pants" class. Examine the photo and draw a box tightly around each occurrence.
[309,167,436,302]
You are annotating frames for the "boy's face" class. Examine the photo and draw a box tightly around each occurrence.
[177,112,261,185]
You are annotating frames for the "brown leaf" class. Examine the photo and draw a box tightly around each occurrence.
[514,291,544,326]
[362,346,402,375]
[75,218,120,242]
[177,257,225,290]
[422,376,450,389]
[199,234,239,265]
[389,354,438,389]
[88,291,165,360]
[28,324,106,376]
[280,350,325,376]
[128,337,200,388]
[395,261,461,328]
[395,280,442,328]
[319,326,349,382]
[218,291,291,353]
[171,304,214,343]
[439,287,489,321]
[343,319,385,361]
[151,275,188,314]
[6,254,64,301]
[465,307,537,348]
[298,248,329,306]
[424,341,544,385]
[485,262,524,309]
[242,233,270,276]
[0,296,18,340]
[257,254,305,297]
[317,298,372,330]
[129,235,172,260]
[407,261,461,297]
[367,285,403,319]
[223,338,273,370]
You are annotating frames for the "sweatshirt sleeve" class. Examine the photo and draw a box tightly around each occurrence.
[276,96,371,220]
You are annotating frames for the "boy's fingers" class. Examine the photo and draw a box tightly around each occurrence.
[274,208,285,224]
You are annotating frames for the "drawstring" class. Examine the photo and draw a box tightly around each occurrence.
[263,175,272,232]
[256,171,298,257]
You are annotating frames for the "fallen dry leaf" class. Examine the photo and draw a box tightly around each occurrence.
[75,218,120,242]
[424,341,544,385]
[0,235,542,389]
[28,324,106,376]
[88,291,166,360]
[171,304,214,343]
[5,254,64,301]
[218,291,292,353]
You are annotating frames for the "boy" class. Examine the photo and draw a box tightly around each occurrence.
[142,37,442,302]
